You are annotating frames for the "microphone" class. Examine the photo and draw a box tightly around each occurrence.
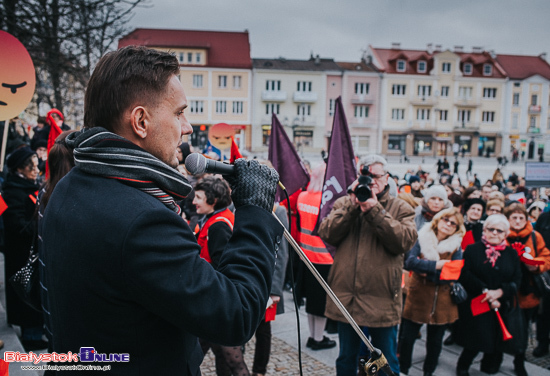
[185,153,234,175]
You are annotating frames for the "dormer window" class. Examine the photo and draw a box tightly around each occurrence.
[397,59,406,72]
[463,63,473,75]
[483,64,493,76]
[442,62,451,73]
[417,61,427,73]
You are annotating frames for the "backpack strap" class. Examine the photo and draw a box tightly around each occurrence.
[532,231,537,253]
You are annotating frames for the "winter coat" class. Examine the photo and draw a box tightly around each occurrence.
[1,173,42,327]
[403,224,463,325]
[506,222,550,309]
[318,188,417,327]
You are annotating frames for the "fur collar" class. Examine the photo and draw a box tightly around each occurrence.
[417,222,463,261]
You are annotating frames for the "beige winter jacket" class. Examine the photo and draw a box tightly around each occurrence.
[319,190,417,327]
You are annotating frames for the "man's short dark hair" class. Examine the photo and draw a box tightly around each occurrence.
[84,46,180,132]
[194,176,232,210]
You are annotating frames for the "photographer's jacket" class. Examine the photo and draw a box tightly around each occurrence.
[319,189,417,327]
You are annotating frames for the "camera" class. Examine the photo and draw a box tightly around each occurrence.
[350,174,373,202]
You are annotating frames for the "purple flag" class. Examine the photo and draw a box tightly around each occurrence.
[315,96,357,230]
[268,113,310,202]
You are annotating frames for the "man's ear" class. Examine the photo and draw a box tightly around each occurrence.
[129,106,148,139]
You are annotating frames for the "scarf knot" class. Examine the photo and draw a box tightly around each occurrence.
[481,234,507,267]
[66,127,192,215]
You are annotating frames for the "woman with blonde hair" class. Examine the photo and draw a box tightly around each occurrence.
[399,207,465,376]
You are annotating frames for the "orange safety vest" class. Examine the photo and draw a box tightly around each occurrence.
[196,208,234,263]
[296,191,333,265]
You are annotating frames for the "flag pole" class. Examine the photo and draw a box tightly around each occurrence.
[0,119,12,172]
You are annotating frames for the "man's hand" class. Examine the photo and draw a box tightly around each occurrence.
[355,188,377,212]
[224,159,279,212]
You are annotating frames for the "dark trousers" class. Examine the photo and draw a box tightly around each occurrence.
[458,348,502,372]
[252,320,271,374]
[398,319,446,374]
[537,297,550,348]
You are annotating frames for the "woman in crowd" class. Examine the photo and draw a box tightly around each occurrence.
[456,215,522,375]
[399,207,465,376]
[1,146,45,350]
[193,176,249,376]
[504,203,550,376]
[414,185,451,230]
[460,198,486,249]
[485,199,504,217]
[527,201,546,224]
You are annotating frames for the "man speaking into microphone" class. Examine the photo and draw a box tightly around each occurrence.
[42,46,282,375]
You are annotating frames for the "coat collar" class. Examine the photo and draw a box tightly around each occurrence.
[417,222,463,261]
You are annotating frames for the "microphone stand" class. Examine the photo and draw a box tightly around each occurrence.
[271,212,396,376]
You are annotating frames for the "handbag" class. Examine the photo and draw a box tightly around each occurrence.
[8,242,41,312]
[533,271,550,298]
[450,282,468,304]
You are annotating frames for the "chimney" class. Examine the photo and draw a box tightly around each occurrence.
[366,55,372,64]
[434,44,442,52]
[489,50,496,59]
[315,54,321,65]
[427,43,433,54]
[391,42,401,50]
[472,46,482,53]
[454,45,464,53]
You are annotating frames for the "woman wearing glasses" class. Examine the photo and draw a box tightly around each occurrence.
[504,204,550,376]
[399,207,465,376]
[456,214,522,376]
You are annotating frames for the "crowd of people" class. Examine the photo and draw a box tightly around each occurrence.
[1,43,550,376]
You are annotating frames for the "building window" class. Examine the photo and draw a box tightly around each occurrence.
[391,108,405,120]
[355,83,370,95]
[233,75,242,89]
[353,136,370,153]
[483,88,497,98]
[329,99,335,116]
[530,116,537,128]
[215,101,227,114]
[192,74,203,88]
[178,52,184,63]
[417,85,432,97]
[458,86,472,99]
[187,52,193,64]
[483,64,493,76]
[266,80,281,91]
[463,63,473,75]
[439,110,448,121]
[297,104,311,116]
[532,95,538,106]
[388,134,406,151]
[354,105,369,118]
[440,86,450,97]
[189,101,204,114]
[232,101,243,114]
[414,136,432,153]
[512,114,519,129]
[218,75,227,88]
[391,84,406,96]
[297,81,312,92]
[442,62,451,73]
[265,103,280,115]
[458,109,471,122]
[416,108,430,120]
[418,61,427,73]
[195,53,201,63]
[513,93,520,106]
[482,111,495,123]
[396,60,406,72]
[514,82,521,87]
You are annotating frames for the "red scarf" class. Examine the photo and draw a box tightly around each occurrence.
[481,234,507,267]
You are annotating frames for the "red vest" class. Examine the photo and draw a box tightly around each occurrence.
[297,191,333,265]
[197,208,234,263]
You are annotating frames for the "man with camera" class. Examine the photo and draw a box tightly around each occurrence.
[319,155,418,376]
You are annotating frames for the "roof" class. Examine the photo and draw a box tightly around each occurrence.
[337,61,378,72]
[495,54,550,80]
[252,57,341,71]
[118,28,252,69]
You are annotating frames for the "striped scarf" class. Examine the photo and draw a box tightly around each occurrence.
[66,127,192,215]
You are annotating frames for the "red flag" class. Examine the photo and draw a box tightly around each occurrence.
[0,359,9,376]
[0,195,8,216]
[440,260,464,280]
[471,294,491,316]
[268,114,310,202]
[230,136,242,163]
[45,109,64,178]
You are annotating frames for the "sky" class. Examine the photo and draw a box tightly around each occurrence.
[129,0,550,62]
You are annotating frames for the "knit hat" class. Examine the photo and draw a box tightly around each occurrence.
[463,198,486,213]
[7,146,36,171]
[409,175,420,184]
[424,185,448,205]
[528,201,546,213]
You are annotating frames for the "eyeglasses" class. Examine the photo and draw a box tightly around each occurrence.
[441,217,458,227]
[485,227,506,234]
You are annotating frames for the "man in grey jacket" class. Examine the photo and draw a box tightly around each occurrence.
[319,154,418,376]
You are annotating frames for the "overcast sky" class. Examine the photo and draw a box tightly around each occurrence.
[130,0,550,62]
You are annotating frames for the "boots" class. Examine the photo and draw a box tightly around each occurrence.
[513,353,528,376]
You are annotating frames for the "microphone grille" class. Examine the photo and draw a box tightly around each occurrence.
[185,153,207,175]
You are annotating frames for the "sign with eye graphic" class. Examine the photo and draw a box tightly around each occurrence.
[0,31,36,121]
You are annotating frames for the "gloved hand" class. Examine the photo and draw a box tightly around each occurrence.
[224,159,279,212]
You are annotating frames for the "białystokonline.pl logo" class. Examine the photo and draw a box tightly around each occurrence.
[4,347,130,364]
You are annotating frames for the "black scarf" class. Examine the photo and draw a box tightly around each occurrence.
[66,127,193,215]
